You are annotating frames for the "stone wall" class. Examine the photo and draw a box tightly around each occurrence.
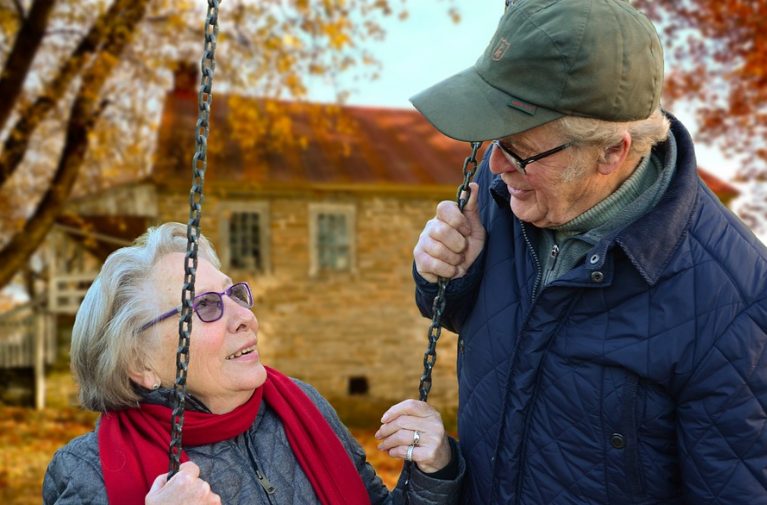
[157,188,460,423]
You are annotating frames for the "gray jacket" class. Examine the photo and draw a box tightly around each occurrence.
[43,380,463,504]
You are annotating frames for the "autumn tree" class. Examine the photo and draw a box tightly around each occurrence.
[0,0,416,290]
[633,0,767,237]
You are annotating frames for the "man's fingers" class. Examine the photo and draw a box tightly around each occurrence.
[421,240,464,268]
[435,200,472,237]
[461,182,483,230]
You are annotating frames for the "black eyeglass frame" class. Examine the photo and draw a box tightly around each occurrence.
[492,139,573,175]
[139,282,253,332]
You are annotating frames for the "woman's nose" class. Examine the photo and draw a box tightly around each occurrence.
[225,296,258,331]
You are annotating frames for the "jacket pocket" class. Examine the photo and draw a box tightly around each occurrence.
[620,373,645,498]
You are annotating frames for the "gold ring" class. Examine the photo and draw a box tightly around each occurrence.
[412,430,421,446]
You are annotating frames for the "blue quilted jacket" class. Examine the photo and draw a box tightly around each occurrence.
[415,115,767,504]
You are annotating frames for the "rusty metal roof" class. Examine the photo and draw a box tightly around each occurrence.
[152,86,738,200]
[153,91,486,190]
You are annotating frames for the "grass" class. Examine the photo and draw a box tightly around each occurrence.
[0,372,404,504]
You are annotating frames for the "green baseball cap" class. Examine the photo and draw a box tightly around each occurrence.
[410,0,664,141]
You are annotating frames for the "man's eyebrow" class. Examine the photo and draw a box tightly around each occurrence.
[501,136,533,151]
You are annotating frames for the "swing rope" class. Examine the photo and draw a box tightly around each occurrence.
[167,0,220,478]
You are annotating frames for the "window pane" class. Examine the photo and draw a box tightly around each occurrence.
[229,212,262,271]
[317,213,350,271]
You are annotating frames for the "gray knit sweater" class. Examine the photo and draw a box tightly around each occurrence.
[42,380,464,504]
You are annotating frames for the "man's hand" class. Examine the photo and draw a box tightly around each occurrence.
[414,182,485,283]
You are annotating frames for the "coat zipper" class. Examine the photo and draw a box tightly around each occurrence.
[243,434,277,502]
[511,293,583,505]
[520,222,542,302]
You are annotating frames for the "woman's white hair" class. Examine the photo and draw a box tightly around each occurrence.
[70,222,220,412]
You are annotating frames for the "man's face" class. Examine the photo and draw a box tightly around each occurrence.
[489,125,606,228]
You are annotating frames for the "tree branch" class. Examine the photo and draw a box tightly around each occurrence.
[0,0,56,130]
[0,0,140,186]
[10,0,23,20]
[0,0,151,289]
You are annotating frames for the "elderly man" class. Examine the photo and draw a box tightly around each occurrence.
[411,0,767,504]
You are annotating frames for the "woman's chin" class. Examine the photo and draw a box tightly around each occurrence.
[252,362,267,387]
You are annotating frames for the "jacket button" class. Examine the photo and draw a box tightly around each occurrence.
[591,271,605,283]
[610,433,625,449]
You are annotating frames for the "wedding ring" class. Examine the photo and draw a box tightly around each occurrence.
[405,443,415,462]
[412,430,421,446]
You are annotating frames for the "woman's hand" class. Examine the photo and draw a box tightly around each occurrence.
[145,461,221,505]
[375,399,452,474]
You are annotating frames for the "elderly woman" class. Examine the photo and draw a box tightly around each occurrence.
[43,222,463,505]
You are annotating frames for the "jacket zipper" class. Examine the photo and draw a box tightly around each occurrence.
[511,293,583,505]
[520,222,542,302]
[243,434,277,503]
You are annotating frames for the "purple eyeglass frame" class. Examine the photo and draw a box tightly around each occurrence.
[139,282,253,332]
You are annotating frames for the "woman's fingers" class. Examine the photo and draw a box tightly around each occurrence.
[145,461,222,505]
[376,400,452,473]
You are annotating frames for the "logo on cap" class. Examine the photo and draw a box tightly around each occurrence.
[508,98,538,116]
[492,38,511,61]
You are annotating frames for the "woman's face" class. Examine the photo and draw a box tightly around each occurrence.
[146,252,266,414]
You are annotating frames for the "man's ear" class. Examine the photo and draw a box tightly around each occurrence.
[597,131,632,175]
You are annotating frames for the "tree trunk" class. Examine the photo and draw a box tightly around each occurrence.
[0,0,150,289]
[0,0,57,131]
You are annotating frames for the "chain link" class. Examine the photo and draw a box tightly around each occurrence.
[167,0,220,479]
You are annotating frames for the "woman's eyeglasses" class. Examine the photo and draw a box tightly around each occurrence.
[493,139,572,175]
[140,282,253,332]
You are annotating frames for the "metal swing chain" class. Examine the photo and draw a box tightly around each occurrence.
[168,0,220,478]
[418,140,482,403]
[403,141,482,496]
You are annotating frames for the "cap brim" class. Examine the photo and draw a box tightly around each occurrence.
[410,67,563,142]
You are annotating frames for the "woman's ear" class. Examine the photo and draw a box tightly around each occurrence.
[129,366,161,390]
[598,131,632,175]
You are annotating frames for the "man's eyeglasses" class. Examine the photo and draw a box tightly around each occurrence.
[139,282,254,332]
[493,139,572,175]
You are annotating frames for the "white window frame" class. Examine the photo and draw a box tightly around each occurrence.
[308,203,356,276]
[218,201,271,274]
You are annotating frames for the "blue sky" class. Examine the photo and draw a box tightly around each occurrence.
[307,1,739,182]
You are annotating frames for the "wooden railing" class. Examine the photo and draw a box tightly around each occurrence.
[0,302,56,368]
[49,273,97,314]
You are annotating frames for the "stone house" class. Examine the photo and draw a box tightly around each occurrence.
[3,67,740,417]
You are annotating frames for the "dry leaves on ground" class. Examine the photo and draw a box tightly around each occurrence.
[0,406,402,504]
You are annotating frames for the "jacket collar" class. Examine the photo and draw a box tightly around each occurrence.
[490,112,699,286]
[613,112,698,285]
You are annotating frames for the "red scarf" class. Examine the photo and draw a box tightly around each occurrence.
[98,366,371,505]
